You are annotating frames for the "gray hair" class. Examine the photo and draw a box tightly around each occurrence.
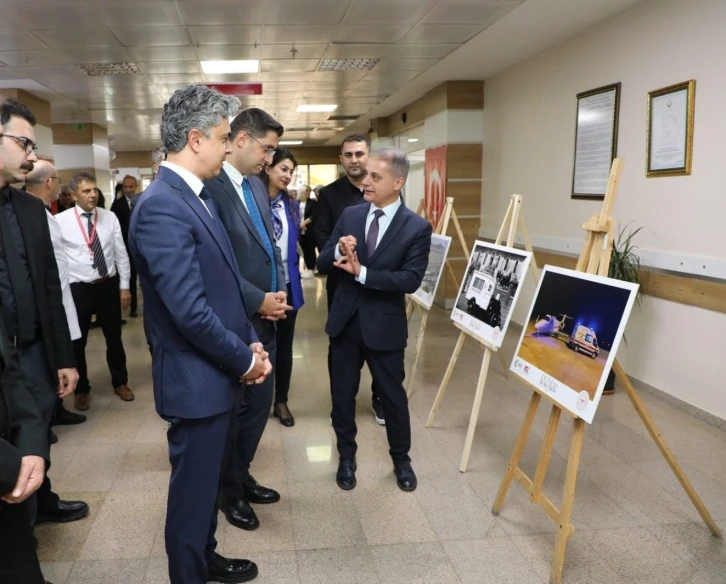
[371,147,410,181]
[160,85,240,154]
[151,145,167,165]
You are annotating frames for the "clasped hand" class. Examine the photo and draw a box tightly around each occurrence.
[239,342,272,385]
[260,291,293,321]
[1,455,45,504]
[334,235,361,277]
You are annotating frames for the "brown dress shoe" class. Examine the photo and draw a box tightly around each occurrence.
[74,394,90,411]
[114,385,135,401]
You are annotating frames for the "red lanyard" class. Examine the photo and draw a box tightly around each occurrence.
[73,208,98,255]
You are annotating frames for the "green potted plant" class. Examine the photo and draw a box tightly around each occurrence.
[603,224,646,394]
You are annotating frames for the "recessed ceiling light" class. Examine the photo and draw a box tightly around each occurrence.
[279,140,303,145]
[201,60,259,74]
[408,138,419,143]
[297,104,338,113]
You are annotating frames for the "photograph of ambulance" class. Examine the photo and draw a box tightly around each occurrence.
[451,241,532,348]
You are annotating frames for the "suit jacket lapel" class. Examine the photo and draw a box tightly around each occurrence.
[218,171,266,250]
[10,194,39,281]
[354,204,370,264]
[369,205,407,265]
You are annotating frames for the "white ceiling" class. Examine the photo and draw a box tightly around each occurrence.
[0,0,525,151]
[0,0,645,152]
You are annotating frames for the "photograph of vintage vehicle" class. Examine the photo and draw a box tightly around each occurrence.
[451,241,532,348]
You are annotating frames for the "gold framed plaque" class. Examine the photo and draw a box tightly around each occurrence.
[646,80,695,177]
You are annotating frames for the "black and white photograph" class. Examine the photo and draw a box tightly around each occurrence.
[410,233,451,310]
[451,241,532,348]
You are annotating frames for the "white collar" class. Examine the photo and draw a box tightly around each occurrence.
[223,161,246,187]
[161,161,204,196]
[369,197,401,219]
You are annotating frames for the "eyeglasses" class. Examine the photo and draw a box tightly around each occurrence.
[3,134,39,156]
[249,135,276,156]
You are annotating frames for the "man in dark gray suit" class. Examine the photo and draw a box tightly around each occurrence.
[205,108,290,531]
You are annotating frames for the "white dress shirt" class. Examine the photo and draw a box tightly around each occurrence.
[56,206,130,288]
[223,161,250,211]
[335,198,402,285]
[270,196,290,284]
[160,161,254,376]
[46,209,81,340]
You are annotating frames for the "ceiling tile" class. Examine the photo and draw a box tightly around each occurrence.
[395,43,460,59]
[112,27,190,47]
[263,25,335,45]
[374,57,439,71]
[88,2,182,26]
[261,59,319,73]
[333,25,412,44]
[127,46,199,61]
[147,73,202,85]
[342,0,436,24]
[261,44,327,60]
[138,61,202,74]
[194,45,258,61]
[310,70,367,82]
[0,31,47,52]
[0,50,74,67]
[30,29,122,50]
[265,0,349,25]
[178,0,264,25]
[5,6,102,29]
[62,46,135,63]
[188,26,261,46]
[402,24,486,44]
[423,1,522,24]
[202,73,258,83]
[322,44,394,59]
[258,72,310,83]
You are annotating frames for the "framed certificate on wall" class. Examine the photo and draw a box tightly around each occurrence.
[571,83,621,200]
[646,80,696,177]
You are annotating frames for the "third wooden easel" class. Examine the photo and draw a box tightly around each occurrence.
[491,159,721,584]
[424,194,540,472]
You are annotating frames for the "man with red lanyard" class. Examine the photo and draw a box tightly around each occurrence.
[56,172,133,411]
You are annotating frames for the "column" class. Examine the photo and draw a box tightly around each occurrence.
[0,89,54,158]
[53,123,113,201]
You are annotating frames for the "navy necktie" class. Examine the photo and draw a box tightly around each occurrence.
[82,212,109,278]
[366,209,385,258]
[199,188,219,222]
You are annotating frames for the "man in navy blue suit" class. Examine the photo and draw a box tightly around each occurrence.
[317,148,431,493]
[129,85,271,584]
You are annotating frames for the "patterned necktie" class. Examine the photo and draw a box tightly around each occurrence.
[242,178,277,291]
[366,209,385,259]
[199,188,219,222]
[82,212,109,278]
[270,193,284,241]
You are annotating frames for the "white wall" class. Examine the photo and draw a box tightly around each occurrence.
[483,0,726,419]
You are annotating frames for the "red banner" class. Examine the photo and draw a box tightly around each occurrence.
[204,83,263,95]
[424,145,447,229]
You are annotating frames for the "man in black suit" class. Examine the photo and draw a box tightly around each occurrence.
[205,108,291,532]
[317,148,431,492]
[111,175,139,317]
[313,134,388,425]
[0,318,49,584]
[0,98,88,527]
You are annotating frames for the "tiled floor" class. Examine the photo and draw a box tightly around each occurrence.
[38,277,726,583]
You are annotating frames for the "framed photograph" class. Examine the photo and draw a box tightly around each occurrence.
[571,83,621,200]
[510,266,639,423]
[647,80,696,177]
[410,233,452,310]
[451,241,532,348]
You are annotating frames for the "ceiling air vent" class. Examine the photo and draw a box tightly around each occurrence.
[79,62,141,76]
[286,127,315,132]
[318,58,379,72]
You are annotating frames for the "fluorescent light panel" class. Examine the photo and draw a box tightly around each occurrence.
[279,140,303,145]
[408,138,419,143]
[297,104,337,113]
[201,60,259,74]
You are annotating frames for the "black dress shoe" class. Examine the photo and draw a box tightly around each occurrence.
[49,429,58,444]
[52,407,87,426]
[273,403,294,427]
[129,310,138,318]
[243,475,280,504]
[393,462,417,492]
[336,458,356,490]
[220,498,259,531]
[207,552,258,583]
[36,500,89,524]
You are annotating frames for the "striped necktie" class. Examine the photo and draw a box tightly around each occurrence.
[242,178,277,291]
[82,212,109,278]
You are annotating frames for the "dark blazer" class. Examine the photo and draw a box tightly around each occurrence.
[277,195,304,312]
[129,166,258,419]
[110,195,133,244]
[204,169,285,316]
[8,188,75,377]
[317,203,431,352]
[312,176,363,252]
[0,320,47,495]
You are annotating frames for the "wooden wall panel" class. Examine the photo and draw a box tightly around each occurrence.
[293,146,340,165]
[112,151,153,168]
[0,90,52,127]
[445,81,485,110]
[58,167,96,185]
[446,144,483,180]
[52,123,94,145]
[447,180,482,216]
[447,217,479,261]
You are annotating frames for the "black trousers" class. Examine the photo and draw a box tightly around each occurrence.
[220,318,275,500]
[275,284,298,404]
[326,284,379,403]
[300,235,317,271]
[9,340,59,522]
[0,502,45,584]
[330,313,411,463]
[71,276,128,394]
[129,255,138,313]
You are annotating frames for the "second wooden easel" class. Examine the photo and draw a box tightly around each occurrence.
[425,194,540,472]
[491,159,721,584]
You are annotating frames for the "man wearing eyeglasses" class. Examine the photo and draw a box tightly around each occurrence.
[204,108,291,533]
[0,99,87,535]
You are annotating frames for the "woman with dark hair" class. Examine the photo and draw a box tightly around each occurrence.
[256,148,304,426]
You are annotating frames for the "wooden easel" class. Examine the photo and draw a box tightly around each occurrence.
[491,159,721,584]
[425,194,540,472]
